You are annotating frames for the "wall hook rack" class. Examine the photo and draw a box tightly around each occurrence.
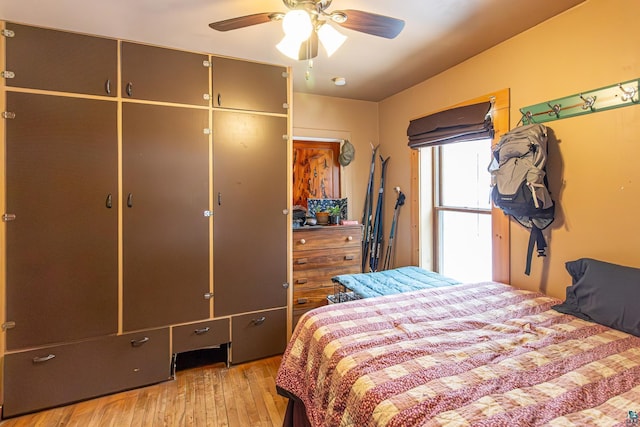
[519,78,639,125]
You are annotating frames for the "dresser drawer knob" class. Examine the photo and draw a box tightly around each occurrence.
[252,317,266,326]
[32,354,56,364]
[299,238,306,245]
[346,236,353,241]
[194,327,210,335]
[296,278,308,284]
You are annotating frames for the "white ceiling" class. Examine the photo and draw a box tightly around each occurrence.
[0,0,585,102]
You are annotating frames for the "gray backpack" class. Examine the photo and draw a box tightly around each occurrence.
[488,123,554,275]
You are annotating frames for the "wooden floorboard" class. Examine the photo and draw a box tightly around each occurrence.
[0,355,288,427]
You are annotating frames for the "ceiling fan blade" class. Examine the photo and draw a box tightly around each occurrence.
[298,31,318,60]
[209,13,275,32]
[336,10,405,39]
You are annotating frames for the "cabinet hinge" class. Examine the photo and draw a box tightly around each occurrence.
[203,60,212,68]
[1,29,15,38]
[2,213,16,222]
[2,112,16,120]
[281,71,289,78]
[2,321,16,331]
[203,210,213,217]
[1,71,15,79]
[203,128,211,135]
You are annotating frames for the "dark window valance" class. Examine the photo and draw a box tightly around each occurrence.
[407,101,493,149]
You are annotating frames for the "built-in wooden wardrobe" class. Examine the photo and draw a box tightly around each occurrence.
[0,22,290,418]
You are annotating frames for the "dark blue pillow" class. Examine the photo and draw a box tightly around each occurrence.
[552,258,640,336]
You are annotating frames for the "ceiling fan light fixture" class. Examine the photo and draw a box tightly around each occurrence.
[317,23,346,57]
[282,9,313,42]
[276,35,304,60]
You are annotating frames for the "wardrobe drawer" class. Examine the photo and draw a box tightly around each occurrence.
[172,318,230,354]
[293,247,361,271]
[293,225,361,251]
[231,308,286,364]
[3,328,170,418]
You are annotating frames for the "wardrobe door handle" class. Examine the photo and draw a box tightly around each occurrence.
[217,93,221,106]
[130,337,149,347]
[32,354,56,364]
[126,82,133,97]
[194,327,210,335]
[105,193,113,209]
[105,79,111,95]
[251,317,266,326]
[127,193,133,208]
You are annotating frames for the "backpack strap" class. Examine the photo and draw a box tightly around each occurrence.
[525,224,547,275]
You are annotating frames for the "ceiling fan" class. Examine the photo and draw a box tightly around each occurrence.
[208,0,405,60]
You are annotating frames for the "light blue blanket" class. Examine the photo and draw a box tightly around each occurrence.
[332,266,461,299]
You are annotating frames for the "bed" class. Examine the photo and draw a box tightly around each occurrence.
[276,260,640,426]
[331,266,461,300]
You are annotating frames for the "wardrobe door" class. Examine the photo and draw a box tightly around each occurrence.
[121,42,209,105]
[5,93,118,350]
[4,22,117,96]
[122,103,210,332]
[211,57,288,114]
[213,111,288,316]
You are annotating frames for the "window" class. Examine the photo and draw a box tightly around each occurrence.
[433,139,492,282]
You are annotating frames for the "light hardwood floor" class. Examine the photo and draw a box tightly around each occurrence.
[0,355,288,427]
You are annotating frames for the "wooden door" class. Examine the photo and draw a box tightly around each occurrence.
[212,111,288,316]
[122,103,210,331]
[121,42,209,105]
[292,140,340,208]
[4,22,117,97]
[5,92,118,350]
[211,56,288,114]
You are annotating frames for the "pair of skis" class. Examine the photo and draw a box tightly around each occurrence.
[361,144,390,273]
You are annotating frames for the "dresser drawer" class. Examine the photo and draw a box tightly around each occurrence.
[293,247,361,270]
[293,263,361,289]
[231,308,286,364]
[293,287,332,311]
[3,328,170,417]
[293,225,361,251]
[172,318,230,354]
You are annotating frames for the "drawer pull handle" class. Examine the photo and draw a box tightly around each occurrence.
[298,238,306,245]
[33,354,56,364]
[344,255,355,261]
[105,79,111,95]
[296,258,308,265]
[126,81,133,97]
[251,317,266,326]
[346,236,353,241]
[195,327,210,335]
[105,193,113,209]
[297,298,308,304]
[296,278,308,284]
[130,337,150,347]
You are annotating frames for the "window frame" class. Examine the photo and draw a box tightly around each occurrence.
[410,89,510,284]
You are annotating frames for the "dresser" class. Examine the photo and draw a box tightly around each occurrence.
[292,225,362,326]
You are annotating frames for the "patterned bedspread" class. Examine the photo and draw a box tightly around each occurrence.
[276,282,640,426]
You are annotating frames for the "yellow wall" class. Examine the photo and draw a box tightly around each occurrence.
[377,0,640,298]
[292,92,379,221]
